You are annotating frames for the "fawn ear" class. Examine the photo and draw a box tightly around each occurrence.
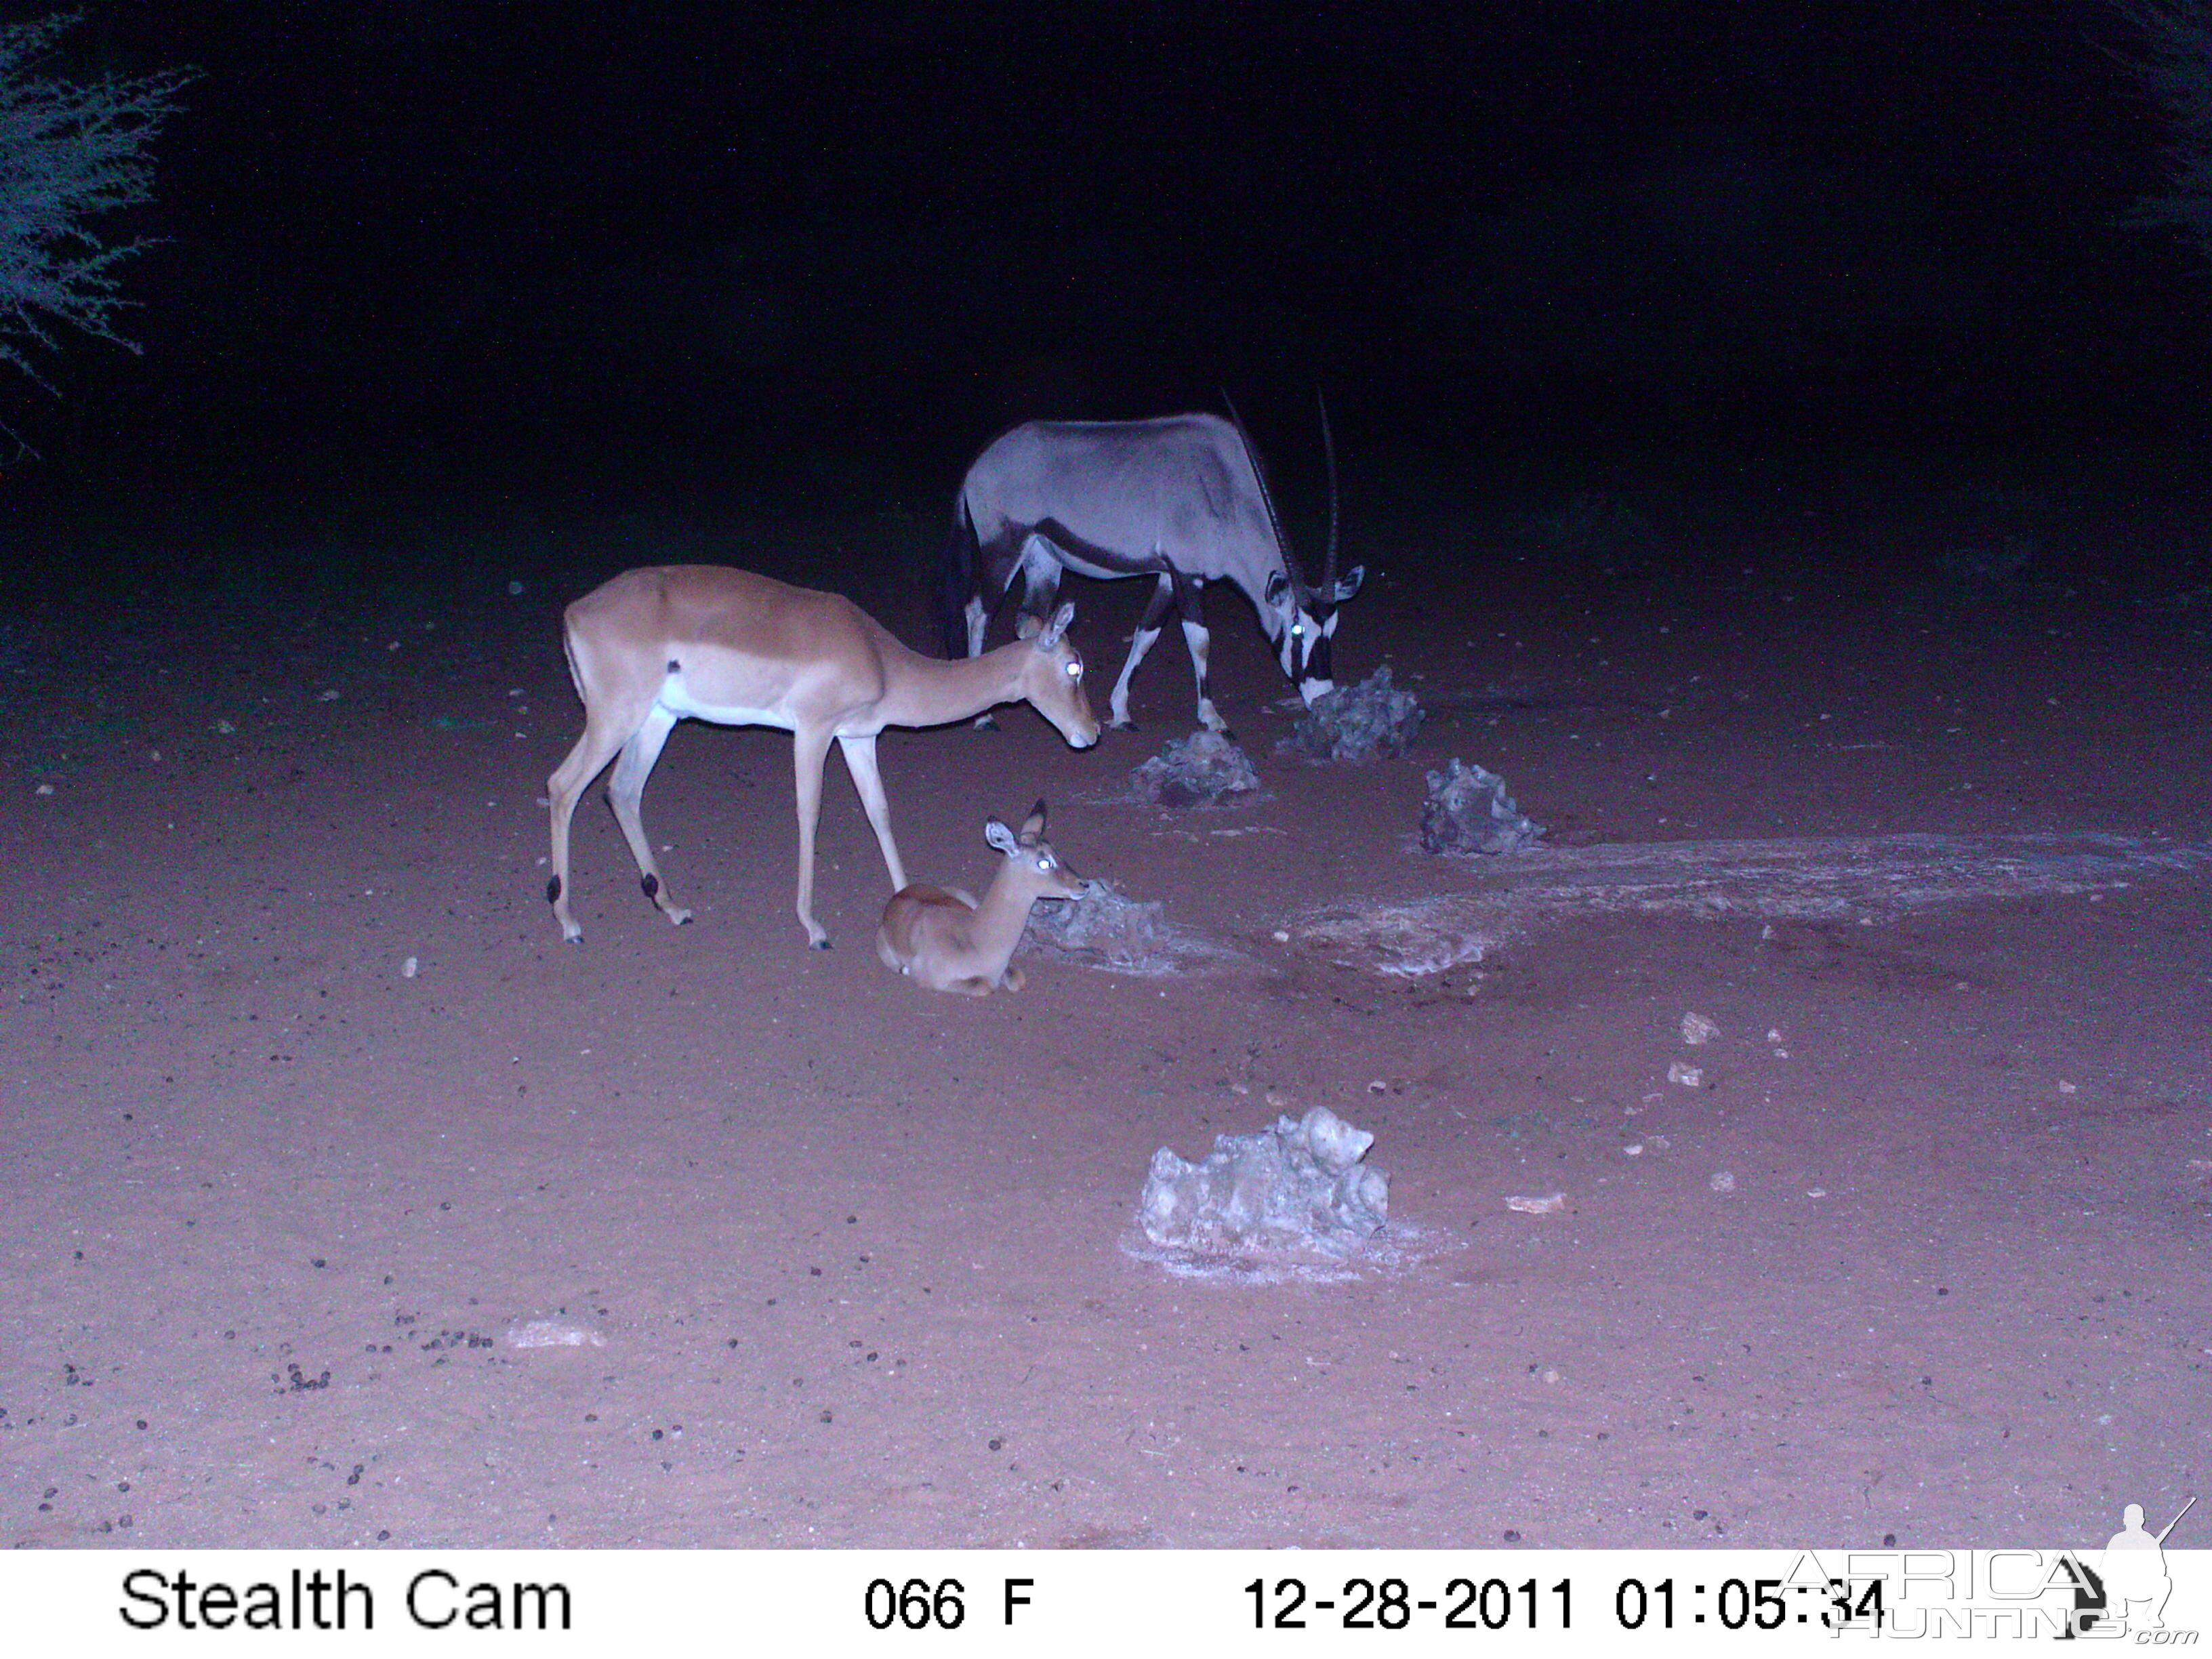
[1020,799,1047,839]
[1015,613,1042,640]
[1035,601,1075,650]
[985,817,1020,855]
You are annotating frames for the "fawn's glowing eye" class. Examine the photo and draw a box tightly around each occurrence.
[1065,661,1081,678]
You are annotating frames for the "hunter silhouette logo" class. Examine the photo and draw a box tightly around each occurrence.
[2103,1497,2194,1633]
[2071,1496,2196,1637]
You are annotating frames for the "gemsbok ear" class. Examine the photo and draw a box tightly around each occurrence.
[1264,570,1290,607]
[985,817,1020,855]
[1036,601,1076,649]
[1334,565,1366,602]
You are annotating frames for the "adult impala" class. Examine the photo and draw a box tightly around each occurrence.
[546,565,1098,949]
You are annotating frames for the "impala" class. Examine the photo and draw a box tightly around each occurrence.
[876,800,1088,995]
[546,566,1098,949]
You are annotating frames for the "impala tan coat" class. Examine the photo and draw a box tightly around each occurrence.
[876,802,1086,995]
[547,566,1097,949]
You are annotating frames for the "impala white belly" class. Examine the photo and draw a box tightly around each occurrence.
[655,677,796,731]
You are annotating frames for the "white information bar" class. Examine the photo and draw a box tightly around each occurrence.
[6,1548,2205,1654]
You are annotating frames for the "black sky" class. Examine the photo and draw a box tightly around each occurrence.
[25,1,2211,491]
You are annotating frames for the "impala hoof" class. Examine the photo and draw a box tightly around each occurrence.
[811,937,833,951]
[1106,716,1139,733]
[668,908,693,927]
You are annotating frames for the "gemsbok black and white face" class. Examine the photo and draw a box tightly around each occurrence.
[1263,562,1366,706]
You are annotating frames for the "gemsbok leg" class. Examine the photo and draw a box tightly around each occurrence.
[1105,572,1177,731]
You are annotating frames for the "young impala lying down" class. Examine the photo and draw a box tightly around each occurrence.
[876,802,1087,994]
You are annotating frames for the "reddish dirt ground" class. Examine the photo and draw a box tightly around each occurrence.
[2,490,2207,1549]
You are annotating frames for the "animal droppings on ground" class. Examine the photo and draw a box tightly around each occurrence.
[1283,665,1425,762]
[1138,1105,1390,1266]
[1420,758,1544,855]
[1130,729,1261,807]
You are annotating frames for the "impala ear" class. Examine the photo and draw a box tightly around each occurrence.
[1036,601,1076,649]
[985,817,1020,855]
[1334,565,1366,602]
[1020,798,1047,839]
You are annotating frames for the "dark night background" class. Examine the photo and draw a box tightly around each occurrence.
[8,1,2212,536]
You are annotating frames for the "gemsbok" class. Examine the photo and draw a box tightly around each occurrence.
[547,566,1099,949]
[876,800,1087,995]
[938,403,1363,735]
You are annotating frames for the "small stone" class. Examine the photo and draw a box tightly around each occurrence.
[1140,1105,1389,1257]
[1420,758,1543,855]
[1130,730,1260,808]
[1285,666,1425,763]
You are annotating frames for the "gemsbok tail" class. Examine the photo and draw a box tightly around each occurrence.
[937,490,979,659]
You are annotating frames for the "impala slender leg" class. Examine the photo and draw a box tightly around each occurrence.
[546,718,633,943]
[791,726,836,949]
[607,703,691,926]
[836,733,908,893]
[1107,573,1177,731]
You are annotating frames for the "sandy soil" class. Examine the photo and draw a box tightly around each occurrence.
[2,489,2207,1549]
